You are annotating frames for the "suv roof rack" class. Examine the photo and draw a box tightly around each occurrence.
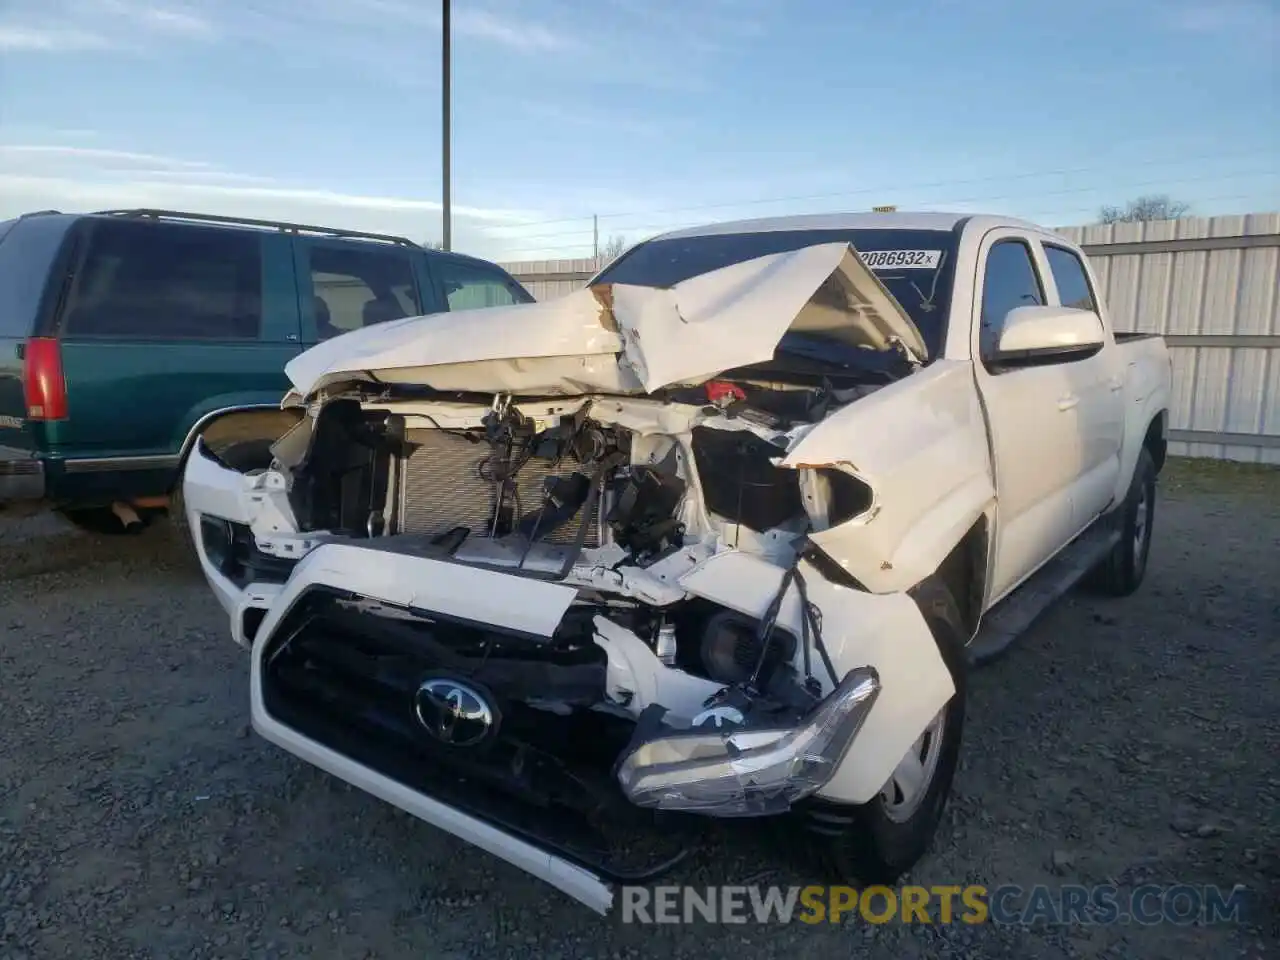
[93,208,420,248]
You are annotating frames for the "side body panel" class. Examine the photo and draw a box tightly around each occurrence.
[780,359,996,596]
[1111,339,1172,503]
[44,226,302,502]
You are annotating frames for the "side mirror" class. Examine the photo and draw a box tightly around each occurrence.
[993,305,1105,367]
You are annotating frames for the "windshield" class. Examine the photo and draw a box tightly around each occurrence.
[594,227,961,362]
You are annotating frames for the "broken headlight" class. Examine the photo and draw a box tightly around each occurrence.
[614,667,879,816]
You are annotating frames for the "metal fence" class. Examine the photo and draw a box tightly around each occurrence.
[502,212,1280,464]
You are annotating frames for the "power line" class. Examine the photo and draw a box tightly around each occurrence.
[499,189,1278,260]
[490,148,1274,233]
[494,165,1278,247]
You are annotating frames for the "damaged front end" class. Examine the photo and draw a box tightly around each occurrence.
[184,242,961,912]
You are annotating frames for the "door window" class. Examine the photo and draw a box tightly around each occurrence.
[1043,245,1097,311]
[64,219,262,339]
[433,258,526,311]
[979,239,1045,361]
[305,245,420,341]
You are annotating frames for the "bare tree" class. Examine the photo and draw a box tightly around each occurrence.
[1098,194,1192,224]
[598,234,628,263]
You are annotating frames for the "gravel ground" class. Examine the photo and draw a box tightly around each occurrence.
[1,458,1277,960]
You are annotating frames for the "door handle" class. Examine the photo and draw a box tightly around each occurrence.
[1057,395,1080,411]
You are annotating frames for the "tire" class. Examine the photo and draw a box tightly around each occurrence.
[1087,447,1156,597]
[796,576,968,885]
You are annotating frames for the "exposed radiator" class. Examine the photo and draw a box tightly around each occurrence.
[398,429,602,547]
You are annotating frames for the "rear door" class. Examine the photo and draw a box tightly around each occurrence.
[294,240,424,345]
[52,217,302,461]
[1037,240,1125,528]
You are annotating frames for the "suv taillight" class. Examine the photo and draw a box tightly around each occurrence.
[23,337,68,421]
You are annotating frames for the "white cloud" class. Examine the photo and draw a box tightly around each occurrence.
[0,145,214,171]
[0,25,109,51]
[0,0,216,52]
[453,8,575,52]
[0,143,540,255]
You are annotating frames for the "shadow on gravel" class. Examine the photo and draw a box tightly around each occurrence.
[0,511,198,583]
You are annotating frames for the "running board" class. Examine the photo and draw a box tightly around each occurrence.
[966,523,1121,667]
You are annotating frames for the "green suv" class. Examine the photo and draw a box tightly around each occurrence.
[0,208,533,533]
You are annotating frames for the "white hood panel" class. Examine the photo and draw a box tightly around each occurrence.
[286,242,927,399]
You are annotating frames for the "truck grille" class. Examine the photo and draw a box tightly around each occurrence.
[397,429,602,546]
[258,587,697,882]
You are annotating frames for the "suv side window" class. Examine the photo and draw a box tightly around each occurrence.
[1043,244,1097,311]
[433,258,526,311]
[63,219,262,339]
[305,245,420,341]
[980,239,1045,360]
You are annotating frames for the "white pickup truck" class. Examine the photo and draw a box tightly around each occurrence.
[183,212,1171,914]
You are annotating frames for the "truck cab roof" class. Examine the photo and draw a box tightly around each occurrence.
[655,211,1065,242]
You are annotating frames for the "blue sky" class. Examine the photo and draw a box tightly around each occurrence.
[1,0,1276,262]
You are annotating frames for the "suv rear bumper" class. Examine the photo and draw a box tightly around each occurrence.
[0,445,45,502]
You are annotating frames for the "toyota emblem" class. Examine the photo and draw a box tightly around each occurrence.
[414,678,496,747]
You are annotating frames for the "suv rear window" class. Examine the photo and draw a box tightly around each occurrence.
[0,215,75,338]
[63,219,263,339]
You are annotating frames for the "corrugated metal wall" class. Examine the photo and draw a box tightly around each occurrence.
[1055,214,1279,463]
[502,213,1280,463]
[501,257,602,302]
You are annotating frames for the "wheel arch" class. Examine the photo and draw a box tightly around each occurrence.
[913,514,990,641]
[1144,409,1168,474]
[170,404,302,490]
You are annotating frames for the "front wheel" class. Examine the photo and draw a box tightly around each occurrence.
[796,577,967,885]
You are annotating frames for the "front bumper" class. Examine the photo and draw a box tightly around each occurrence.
[184,443,956,913]
[0,445,45,503]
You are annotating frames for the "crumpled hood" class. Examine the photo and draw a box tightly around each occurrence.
[285,242,928,399]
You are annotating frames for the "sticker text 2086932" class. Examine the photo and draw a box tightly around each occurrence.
[858,250,942,269]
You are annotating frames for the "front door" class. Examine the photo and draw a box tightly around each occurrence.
[972,231,1084,603]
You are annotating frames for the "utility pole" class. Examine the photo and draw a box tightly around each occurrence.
[441,0,452,251]
[593,214,599,260]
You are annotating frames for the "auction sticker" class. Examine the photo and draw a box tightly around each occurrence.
[857,250,942,269]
